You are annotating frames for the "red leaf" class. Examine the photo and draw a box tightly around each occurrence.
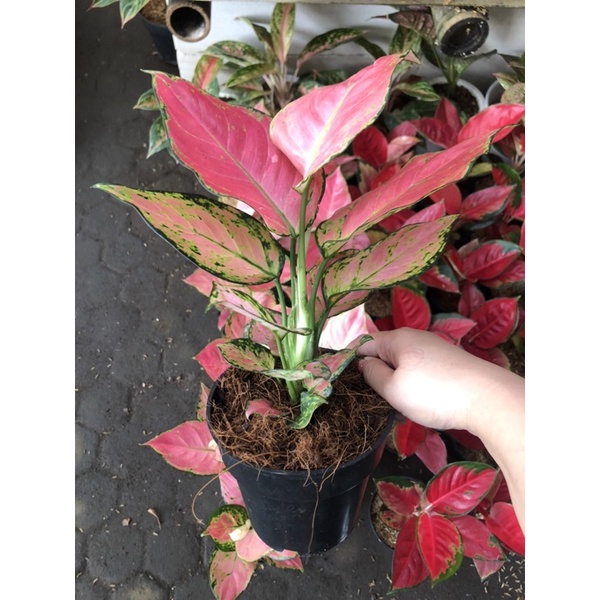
[435,97,463,136]
[481,258,525,290]
[144,421,223,475]
[390,516,430,589]
[429,314,476,345]
[412,117,458,149]
[369,162,404,191]
[418,263,460,293]
[460,185,513,222]
[430,183,462,215]
[458,282,486,317]
[391,286,431,331]
[458,103,525,144]
[380,509,409,531]
[417,513,462,583]
[374,315,394,331]
[195,338,231,381]
[377,206,414,232]
[415,429,448,473]
[461,241,522,282]
[376,479,423,516]
[204,509,247,549]
[446,429,486,451]
[352,125,389,167]
[403,200,446,225]
[453,515,504,562]
[466,298,520,349]
[425,463,497,516]
[484,502,525,556]
[395,418,428,457]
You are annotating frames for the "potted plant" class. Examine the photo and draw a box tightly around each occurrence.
[95,51,524,594]
[90,0,177,64]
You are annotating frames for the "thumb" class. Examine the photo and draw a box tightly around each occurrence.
[358,356,396,402]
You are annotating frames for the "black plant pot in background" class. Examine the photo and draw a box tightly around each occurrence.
[207,381,395,556]
[140,15,178,65]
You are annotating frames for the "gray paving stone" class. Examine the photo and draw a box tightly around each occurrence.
[109,574,168,600]
[86,516,146,586]
[76,575,111,600]
[76,470,120,532]
[76,377,131,433]
[76,423,100,475]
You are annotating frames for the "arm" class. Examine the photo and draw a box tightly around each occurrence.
[357,328,525,531]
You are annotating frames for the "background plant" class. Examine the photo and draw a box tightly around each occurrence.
[90,0,152,26]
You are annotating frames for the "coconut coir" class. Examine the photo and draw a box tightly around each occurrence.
[209,361,392,471]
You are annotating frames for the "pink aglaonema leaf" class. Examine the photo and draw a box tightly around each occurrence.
[313,166,353,228]
[323,217,457,303]
[245,398,283,418]
[453,515,505,562]
[466,298,520,349]
[195,338,231,381]
[316,132,493,255]
[415,429,448,474]
[435,97,463,136]
[235,528,273,562]
[418,263,460,293]
[391,516,430,590]
[270,2,295,65]
[192,54,223,90]
[402,200,446,226]
[209,549,256,600]
[429,313,476,345]
[460,185,514,222]
[461,241,522,282]
[319,305,376,351]
[144,421,223,475]
[203,505,249,551]
[458,103,525,144]
[473,556,505,581]
[96,185,284,286]
[380,509,409,531]
[417,513,463,584]
[196,382,211,421]
[218,338,276,372]
[219,471,245,506]
[424,462,497,517]
[484,502,525,556]
[394,418,427,457]
[270,54,403,180]
[376,478,423,516]
[391,285,431,331]
[267,553,304,571]
[184,267,221,297]
[352,125,389,168]
[152,72,314,236]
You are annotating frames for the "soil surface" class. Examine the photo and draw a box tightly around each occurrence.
[209,362,393,471]
[140,0,166,24]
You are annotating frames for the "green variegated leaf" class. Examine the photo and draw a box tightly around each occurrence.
[192,54,223,95]
[323,217,457,303]
[218,339,276,372]
[239,18,274,55]
[95,185,284,285]
[394,80,441,102]
[271,3,295,64]
[91,0,119,8]
[354,36,386,59]
[209,283,278,328]
[296,28,367,71]
[390,25,423,56]
[226,62,277,89]
[134,88,159,110]
[262,368,315,381]
[147,116,169,157]
[319,337,371,380]
[120,0,150,25]
[204,41,265,67]
[288,391,329,429]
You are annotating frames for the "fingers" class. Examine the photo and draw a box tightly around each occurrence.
[357,356,398,405]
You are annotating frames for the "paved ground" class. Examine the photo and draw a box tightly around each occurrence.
[75,2,525,598]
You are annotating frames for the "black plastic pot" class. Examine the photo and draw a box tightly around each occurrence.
[207,380,395,555]
[140,15,178,66]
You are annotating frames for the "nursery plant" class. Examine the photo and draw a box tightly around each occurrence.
[135,2,389,157]
[90,0,153,26]
[95,51,524,598]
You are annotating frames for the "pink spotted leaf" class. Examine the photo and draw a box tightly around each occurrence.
[417,513,463,584]
[375,478,424,516]
[208,549,256,600]
[218,471,245,506]
[203,505,249,551]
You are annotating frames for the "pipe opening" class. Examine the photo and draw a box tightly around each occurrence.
[166,1,211,43]
[431,7,489,58]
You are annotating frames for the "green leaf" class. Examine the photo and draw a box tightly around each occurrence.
[203,505,249,551]
[218,339,276,372]
[95,185,285,285]
[288,391,329,429]
[226,62,276,89]
[296,28,367,71]
[134,88,159,111]
[353,36,386,60]
[271,3,295,65]
[90,0,119,8]
[394,80,441,102]
[192,54,223,95]
[204,41,265,67]
[238,17,275,55]
[119,0,150,26]
[147,116,169,157]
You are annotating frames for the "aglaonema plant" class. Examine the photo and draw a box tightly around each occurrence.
[374,462,525,590]
[96,53,524,430]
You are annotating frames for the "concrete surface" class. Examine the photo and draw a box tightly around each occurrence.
[75,1,525,598]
